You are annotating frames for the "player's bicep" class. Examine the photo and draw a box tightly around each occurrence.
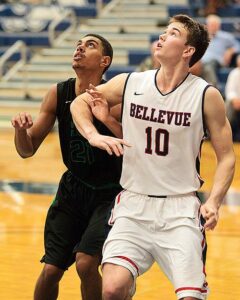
[204,87,233,159]
[110,104,122,122]
[28,85,57,145]
[97,73,128,107]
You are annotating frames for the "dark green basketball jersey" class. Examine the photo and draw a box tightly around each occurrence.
[56,78,122,189]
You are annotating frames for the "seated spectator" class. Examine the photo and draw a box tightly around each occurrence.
[190,14,240,87]
[136,40,161,72]
[225,54,240,141]
[204,0,232,15]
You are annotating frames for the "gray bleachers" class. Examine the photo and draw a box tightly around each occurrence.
[0,0,185,113]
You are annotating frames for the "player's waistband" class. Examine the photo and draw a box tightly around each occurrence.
[148,192,197,198]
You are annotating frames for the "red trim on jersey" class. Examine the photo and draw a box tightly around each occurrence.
[116,256,139,275]
[108,208,114,225]
[108,190,125,225]
[116,190,125,204]
[117,192,121,204]
[175,286,208,294]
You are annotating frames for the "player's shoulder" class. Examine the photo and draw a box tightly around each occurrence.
[129,69,157,80]
[57,78,75,88]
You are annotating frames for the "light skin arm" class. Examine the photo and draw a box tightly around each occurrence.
[231,98,240,110]
[71,73,130,156]
[86,84,123,138]
[201,86,236,230]
[11,84,57,158]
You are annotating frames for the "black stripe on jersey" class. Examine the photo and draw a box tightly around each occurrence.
[196,138,205,188]
[121,73,132,123]
[155,70,190,96]
[202,84,213,139]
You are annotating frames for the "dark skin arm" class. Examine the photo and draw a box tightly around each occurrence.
[11,84,57,158]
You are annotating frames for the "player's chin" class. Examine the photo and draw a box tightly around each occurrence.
[72,62,82,69]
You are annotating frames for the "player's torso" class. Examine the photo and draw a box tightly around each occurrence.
[56,78,122,188]
[121,70,209,195]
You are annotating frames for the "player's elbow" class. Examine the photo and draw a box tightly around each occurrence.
[17,150,34,159]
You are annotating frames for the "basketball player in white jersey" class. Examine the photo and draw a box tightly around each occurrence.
[70,15,235,300]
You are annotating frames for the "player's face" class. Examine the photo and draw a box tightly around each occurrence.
[155,22,189,65]
[72,36,105,70]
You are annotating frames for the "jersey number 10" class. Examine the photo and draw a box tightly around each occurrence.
[145,127,169,156]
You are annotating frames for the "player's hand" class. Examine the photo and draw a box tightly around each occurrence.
[200,201,219,231]
[86,84,110,123]
[88,132,131,156]
[11,112,33,130]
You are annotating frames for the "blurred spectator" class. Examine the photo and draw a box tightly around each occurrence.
[204,0,232,15]
[190,14,240,87]
[137,40,161,72]
[225,54,240,141]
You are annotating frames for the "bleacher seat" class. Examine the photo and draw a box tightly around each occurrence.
[65,5,97,17]
[0,2,97,47]
[217,4,240,17]
[0,4,30,17]
[88,0,111,3]
[0,18,70,33]
[187,0,205,17]
[167,5,192,17]
[128,50,150,65]
[105,65,136,80]
[221,21,236,33]
[0,32,50,47]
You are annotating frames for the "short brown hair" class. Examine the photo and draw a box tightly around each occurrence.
[169,14,210,67]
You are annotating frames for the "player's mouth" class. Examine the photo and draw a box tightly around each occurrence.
[73,54,85,61]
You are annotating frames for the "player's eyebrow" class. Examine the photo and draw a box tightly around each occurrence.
[77,39,99,46]
[171,27,181,35]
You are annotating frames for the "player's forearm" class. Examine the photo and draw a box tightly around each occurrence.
[104,115,123,138]
[208,152,235,207]
[14,129,34,158]
[70,98,98,140]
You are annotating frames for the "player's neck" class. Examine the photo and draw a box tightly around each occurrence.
[75,72,102,95]
[157,65,189,94]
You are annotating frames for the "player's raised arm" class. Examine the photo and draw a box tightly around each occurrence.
[11,84,57,158]
[70,73,130,156]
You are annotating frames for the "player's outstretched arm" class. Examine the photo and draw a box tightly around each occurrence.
[201,86,236,231]
[71,74,130,156]
[87,84,123,138]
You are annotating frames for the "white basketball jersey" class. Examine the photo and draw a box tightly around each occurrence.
[120,70,209,195]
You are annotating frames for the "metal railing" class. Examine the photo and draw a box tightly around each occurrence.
[96,0,103,15]
[48,8,77,47]
[99,0,121,17]
[0,40,27,82]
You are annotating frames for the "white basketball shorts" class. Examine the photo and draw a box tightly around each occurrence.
[102,190,209,300]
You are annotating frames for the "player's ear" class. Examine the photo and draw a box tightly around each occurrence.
[100,56,111,68]
[183,45,195,59]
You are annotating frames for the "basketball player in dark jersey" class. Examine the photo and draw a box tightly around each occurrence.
[11,34,122,300]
